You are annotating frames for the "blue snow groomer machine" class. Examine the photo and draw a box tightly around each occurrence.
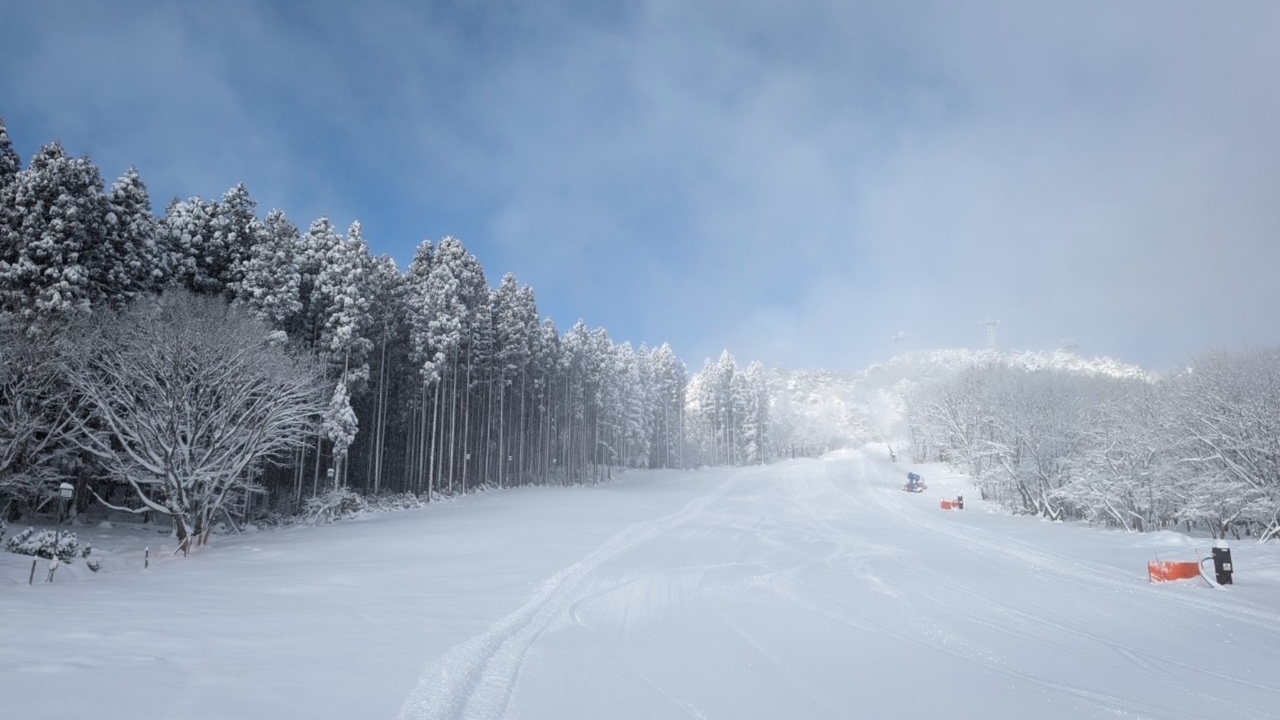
[904,472,926,493]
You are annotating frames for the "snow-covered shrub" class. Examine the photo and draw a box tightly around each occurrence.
[0,519,6,545]
[304,487,367,525]
[5,527,80,561]
[86,556,102,572]
[81,540,93,558]
[253,511,298,529]
[5,527,34,552]
[366,492,424,512]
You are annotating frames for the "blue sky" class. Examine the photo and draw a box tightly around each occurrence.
[4,1,1279,373]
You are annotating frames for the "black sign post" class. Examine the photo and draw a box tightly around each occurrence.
[1211,545,1233,585]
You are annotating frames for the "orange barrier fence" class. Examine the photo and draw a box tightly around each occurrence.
[941,500,955,510]
[1148,560,1201,583]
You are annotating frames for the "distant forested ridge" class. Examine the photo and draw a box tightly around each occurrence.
[894,348,1280,541]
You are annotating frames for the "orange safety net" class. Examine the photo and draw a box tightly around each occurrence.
[940,500,954,510]
[1147,560,1201,583]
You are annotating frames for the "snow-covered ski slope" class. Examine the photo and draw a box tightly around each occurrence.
[5,448,1280,719]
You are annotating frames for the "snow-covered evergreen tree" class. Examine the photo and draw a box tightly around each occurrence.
[0,117,20,189]
[648,343,686,469]
[293,217,346,348]
[560,321,593,483]
[532,317,563,483]
[491,274,534,487]
[358,253,408,494]
[705,351,739,465]
[315,220,374,382]
[618,342,652,469]
[102,167,162,306]
[403,239,440,494]
[0,119,18,297]
[739,360,770,464]
[588,327,622,478]
[321,379,359,484]
[158,196,219,295]
[404,240,439,383]
[0,142,109,334]
[684,359,716,467]
[444,239,491,491]
[234,208,303,335]
[213,183,265,300]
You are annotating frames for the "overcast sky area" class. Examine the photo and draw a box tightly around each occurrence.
[3,1,1278,374]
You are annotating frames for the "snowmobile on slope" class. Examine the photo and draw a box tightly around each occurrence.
[903,472,927,493]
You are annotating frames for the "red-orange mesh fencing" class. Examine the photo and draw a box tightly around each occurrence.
[1148,561,1201,583]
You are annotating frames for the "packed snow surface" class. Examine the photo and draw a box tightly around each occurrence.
[5,447,1280,719]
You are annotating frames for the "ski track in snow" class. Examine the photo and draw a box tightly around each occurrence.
[565,586,713,720]
[395,476,735,720]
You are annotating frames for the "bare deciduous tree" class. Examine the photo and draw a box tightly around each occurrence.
[0,328,73,517]
[61,291,327,553]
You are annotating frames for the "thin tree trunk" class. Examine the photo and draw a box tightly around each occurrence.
[293,446,305,511]
[418,384,430,496]
[517,367,527,486]
[370,338,388,494]
[404,394,417,494]
[461,345,473,494]
[496,381,506,489]
[311,432,322,497]
[448,357,459,495]
[429,376,442,498]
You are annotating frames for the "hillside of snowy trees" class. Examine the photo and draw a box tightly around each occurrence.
[888,349,1280,542]
[0,121,794,550]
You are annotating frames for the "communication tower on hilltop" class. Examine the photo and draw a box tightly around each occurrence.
[982,318,999,349]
